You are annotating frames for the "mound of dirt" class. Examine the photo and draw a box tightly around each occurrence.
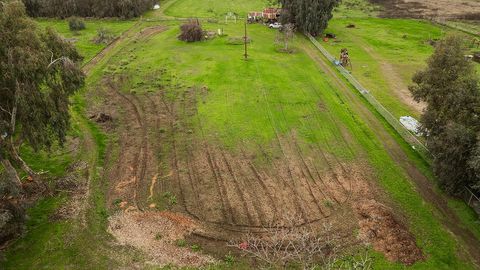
[108,210,214,267]
[370,0,480,20]
[89,113,113,123]
[354,199,424,265]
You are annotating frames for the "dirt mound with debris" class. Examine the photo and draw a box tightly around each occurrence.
[370,0,480,20]
[108,210,214,267]
[354,199,424,265]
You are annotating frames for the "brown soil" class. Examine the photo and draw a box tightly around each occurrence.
[136,26,168,41]
[108,209,214,267]
[371,0,480,20]
[355,200,424,265]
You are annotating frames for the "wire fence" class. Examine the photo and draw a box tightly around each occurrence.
[430,18,480,38]
[463,187,480,216]
[306,33,431,160]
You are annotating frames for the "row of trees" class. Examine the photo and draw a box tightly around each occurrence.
[1,0,84,195]
[410,35,480,195]
[22,0,155,18]
[279,0,340,36]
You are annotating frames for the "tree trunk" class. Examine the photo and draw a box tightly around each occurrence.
[9,139,36,178]
[0,154,22,196]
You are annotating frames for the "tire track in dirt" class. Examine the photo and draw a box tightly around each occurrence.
[252,62,313,224]
[132,95,150,209]
[240,142,280,224]
[270,60,352,211]
[276,102,337,218]
[185,88,233,224]
[178,90,206,220]
[290,135,330,217]
[277,75,349,210]
[107,80,147,209]
[218,149,256,225]
[220,80,280,226]
[83,21,142,75]
[301,84,359,202]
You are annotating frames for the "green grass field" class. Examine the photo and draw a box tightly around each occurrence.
[164,0,265,18]
[3,0,480,269]
[322,18,443,118]
[58,19,477,268]
[36,19,136,63]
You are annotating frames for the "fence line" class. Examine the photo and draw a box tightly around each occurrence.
[465,187,480,215]
[305,33,431,160]
[430,18,480,38]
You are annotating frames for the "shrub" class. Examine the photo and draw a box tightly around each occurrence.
[68,17,85,31]
[190,244,201,252]
[178,19,203,42]
[92,28,115,44]
[175,239,187,247]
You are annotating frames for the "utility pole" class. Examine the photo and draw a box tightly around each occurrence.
[244,19,248,60]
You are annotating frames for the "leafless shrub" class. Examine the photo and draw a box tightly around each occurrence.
[228,215,373,270]
[275,23,296,53]
[92,28,115,44]
[178,19,204,42]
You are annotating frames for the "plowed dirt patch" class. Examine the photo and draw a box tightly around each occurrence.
[371,0,480,19]
[108,210,214,267]
[96,78,424,266]
[354,200,424,265]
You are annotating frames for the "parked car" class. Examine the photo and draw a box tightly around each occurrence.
[269,22,282,29]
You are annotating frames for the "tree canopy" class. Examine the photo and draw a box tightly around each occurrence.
[0,0,85,193]
[409,35,480,195]
[279,0,340,36]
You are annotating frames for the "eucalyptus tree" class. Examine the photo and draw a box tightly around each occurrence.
[410,35,480,195]
[280,0,340,36]
[0,0,84,194]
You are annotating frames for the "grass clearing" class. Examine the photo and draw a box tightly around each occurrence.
[36,18,136,63]
[164,0,265,18]
[322,17,445,118]
[85,17,476,268]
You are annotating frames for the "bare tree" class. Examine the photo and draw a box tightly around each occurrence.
[228,215,373,270]
[275,23,295,53]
